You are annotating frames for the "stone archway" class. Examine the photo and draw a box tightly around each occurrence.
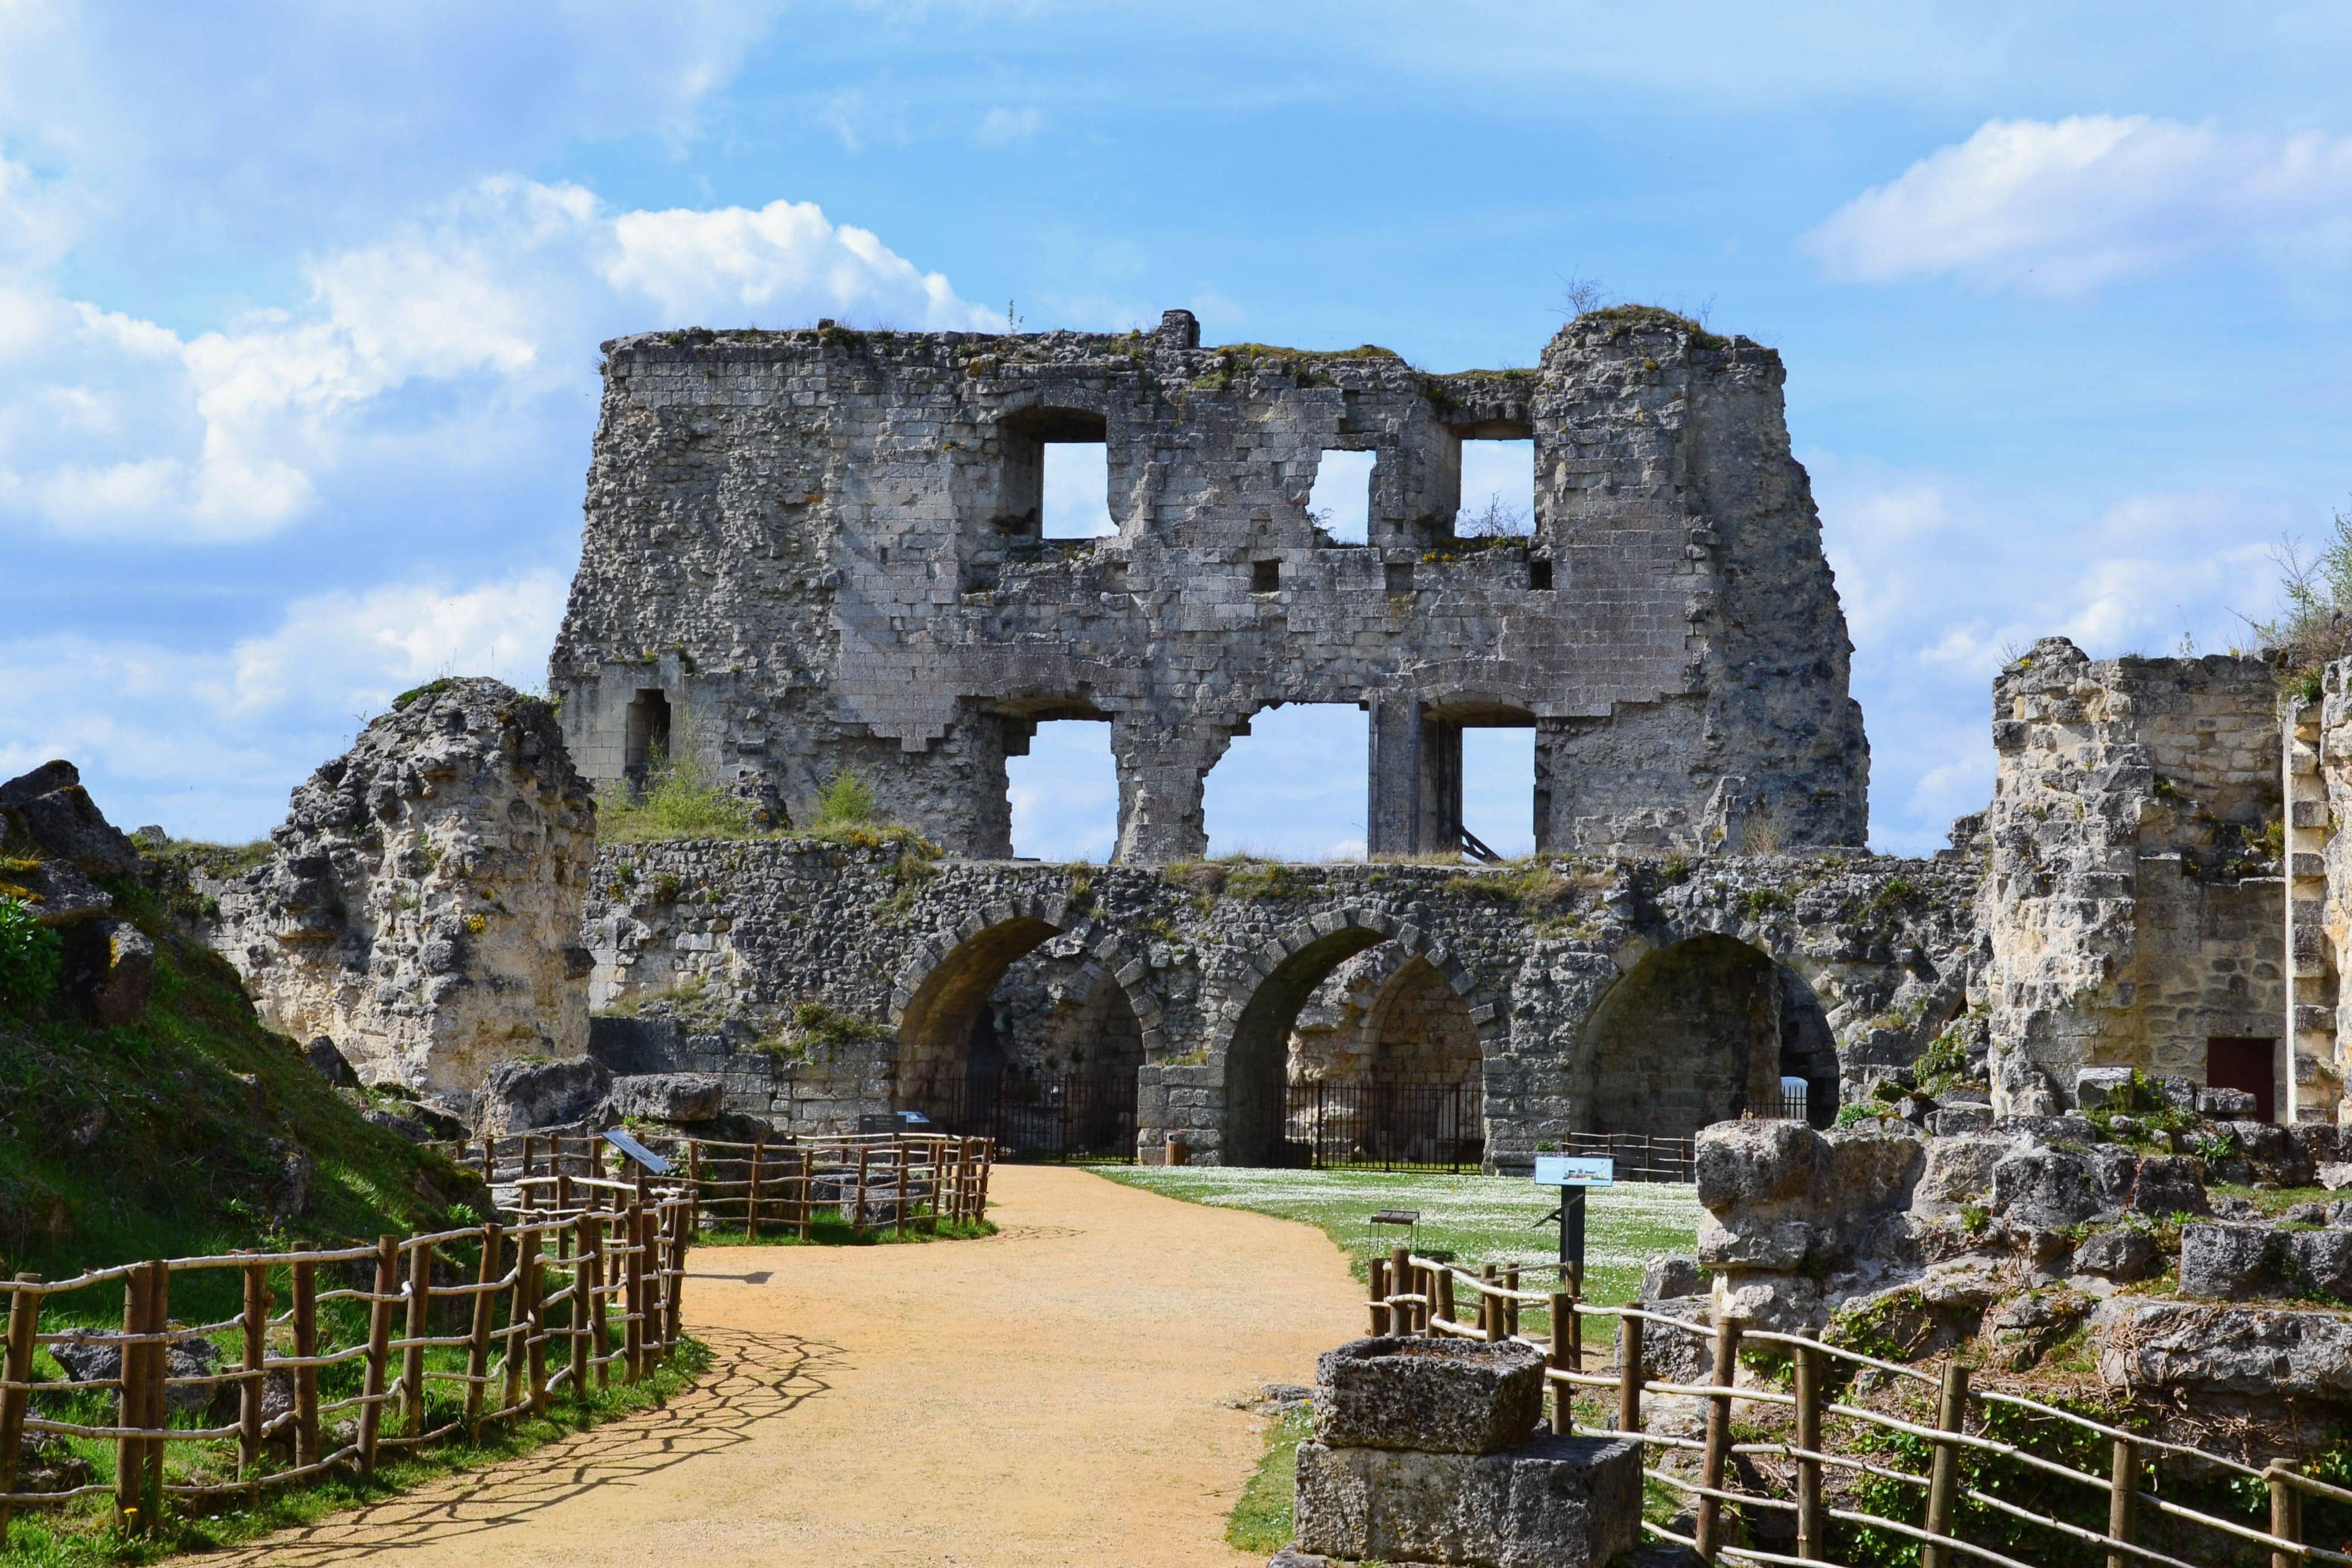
[1579,933,1836,1139]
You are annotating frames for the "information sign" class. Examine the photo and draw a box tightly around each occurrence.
[600,1127,674,1175]
[1533,1155,1615,1188]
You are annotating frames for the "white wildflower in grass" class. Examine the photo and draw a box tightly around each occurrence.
[1091,1167,1699,1309]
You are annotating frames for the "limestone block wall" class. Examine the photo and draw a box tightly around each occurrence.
[552,306,1867,864]
[577,841,1973,1164]
[1981,639,2283,1115]
[209,679,597,1098]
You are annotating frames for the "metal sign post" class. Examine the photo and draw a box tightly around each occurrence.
[1532,1155,1613,1292]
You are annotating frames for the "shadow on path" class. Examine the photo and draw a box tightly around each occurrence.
[206,1329,839,1565]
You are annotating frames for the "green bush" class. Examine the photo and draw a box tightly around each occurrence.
[0,896,62,1011]
[596,748,759,843]
[812,769,879,829]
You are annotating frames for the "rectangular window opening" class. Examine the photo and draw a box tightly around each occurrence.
[1042,442,1115,538]
[1460,725,1536,859]
[1385,562,1416,594]
[625,688,671,779]
[1456,437,1535,540]
[1007,719,1117,862]
[1307,448,1375,544]
[1252,559,1282,593]
[1204,703,1369,861]
[1528,560,1553,591]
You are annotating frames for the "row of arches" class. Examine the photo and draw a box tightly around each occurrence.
[883,904,1840,1164]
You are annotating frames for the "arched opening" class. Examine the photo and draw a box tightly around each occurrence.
[895,916,1061,1120]
[1359,953,1484,1166]
[1581,935,1837,1140]
[1224,926,1388,1166]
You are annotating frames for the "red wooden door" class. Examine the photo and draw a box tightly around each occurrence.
[2205,1037,2277,1124]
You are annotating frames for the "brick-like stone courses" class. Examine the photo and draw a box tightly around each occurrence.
[552,306,1866,864]
[580,841,1974,1165]
[1981,638,2284,1115]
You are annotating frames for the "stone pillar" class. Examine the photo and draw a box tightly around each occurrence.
[1366,697,1421,858]
[1112,718,1224,865]
[1532,721,1562,855]
[1418,718,1463,856]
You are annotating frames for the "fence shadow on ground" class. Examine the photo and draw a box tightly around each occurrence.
[203,1328,838,1565]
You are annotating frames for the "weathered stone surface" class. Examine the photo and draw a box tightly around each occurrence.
[208,678,596,1097]
[2074,1068,2135,1112]
[1292,1433,1642,1568]
[2072,1228,2160,1282]
[49,1330,219,1416]
[0,760,141,878]
[304,1036,361,1089]
[2179,1223,2352,1302]
[1628,1296,1712,1385]
[607,1072,726,1123]
[2095,1298,2352,1404]
[554,312,1868,866]
[58,917,152,1025]
[1314,1336,1544,1455]
[1641,1256,1704,1301]
[2199,1087,2258,1118]
[477,1056,612,1137]
[1990,1148,2101,1231]
[1912,1134,2017,1216]
[2126,1155,2209,1218]
[1696,1121,1921,1272]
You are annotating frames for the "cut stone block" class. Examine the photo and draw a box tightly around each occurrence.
[1313,1336,1544,1455]
[1292,1433,1643,1568]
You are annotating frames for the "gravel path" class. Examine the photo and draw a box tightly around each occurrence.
[208,1165,1366,1567]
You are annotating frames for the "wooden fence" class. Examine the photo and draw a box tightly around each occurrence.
[0,1181,694,1540]
[446,1130,993,1238]
[1361,1247,2350,1567]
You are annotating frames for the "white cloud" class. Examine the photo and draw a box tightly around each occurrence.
[0,570,569,841]
[0,179,991,541]
[975,105,1043,144]
[1806,116,2352,294]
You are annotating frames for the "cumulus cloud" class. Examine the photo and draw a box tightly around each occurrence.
[0,179,992,541]
[0,570,569,841]
[1806,116,2352,294]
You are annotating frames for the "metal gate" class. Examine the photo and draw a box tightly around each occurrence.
[1282,1080,1484,1173]
[918,1071,1139,1163]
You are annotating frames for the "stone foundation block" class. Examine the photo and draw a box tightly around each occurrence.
[1314,1336,1544,1454]
[1292,1435,1641,1568]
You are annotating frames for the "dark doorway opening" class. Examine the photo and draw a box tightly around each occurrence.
[624,688,671,785]
[2207,1037,2278,1124]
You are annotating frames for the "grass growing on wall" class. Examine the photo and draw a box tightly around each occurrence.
[595,750,761,843]
[1089,1166,1700,1309]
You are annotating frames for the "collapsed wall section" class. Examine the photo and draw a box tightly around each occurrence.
[552,307,1867,863]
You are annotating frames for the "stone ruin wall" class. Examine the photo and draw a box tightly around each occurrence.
[549,307,1867,865]
[577,840,1976,1165]
[1979,637,2285,1115]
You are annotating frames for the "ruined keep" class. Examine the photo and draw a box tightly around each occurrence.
[550,307,1867,863]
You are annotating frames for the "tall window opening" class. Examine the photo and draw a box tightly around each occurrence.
[1042,441,1114,538]
[1007,718,1118,862]
[1460,726,1535,859]
[1204,702,1369,861]
[1455,436,1535,539]
[624,688,671,784]
[1307,448,1375,544]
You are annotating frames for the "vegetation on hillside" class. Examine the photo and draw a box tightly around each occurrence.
[2256,505,2352,699]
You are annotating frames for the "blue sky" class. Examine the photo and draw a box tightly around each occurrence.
[3,3,2347,859]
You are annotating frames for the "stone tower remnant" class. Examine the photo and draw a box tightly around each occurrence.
[210,678,597,1098]
[552,306,1868,862]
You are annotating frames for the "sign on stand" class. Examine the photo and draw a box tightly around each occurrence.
[602,1127,674,1176]
[1533,1155,1613,1292]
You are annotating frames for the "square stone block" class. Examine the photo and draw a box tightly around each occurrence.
[1314,1336,1544,1454]
[1293,1433,1643,1568]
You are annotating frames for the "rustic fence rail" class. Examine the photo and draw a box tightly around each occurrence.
[0,1184,695,1541]
[1357,1246,2345,1567]
[441,1130,993,1239]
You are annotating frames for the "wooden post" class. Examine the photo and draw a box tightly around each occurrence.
[501,1223,529,1414]
[1482,1264,1503,1342]
[522,1227,548,1415]
[1693,1313,1744,1563]
[1389,1246,1412,1333]
[853,1145,871,1233]
[2270,1461,2303,1568]
[570,1211,594,1401]
[1547,1290,1574,1434]
[403,1240,433,1436]
[2105,1435,2137,1568]
[358,1235,398,1474]
[1616,1313,1643,1435]
[1920,1360,1971,1568]
[664,1204,687,1348]
[479,1139,494,1186]
[746,1136,764,1242]
[1795,1342,1825,1561]
[238,1259,267,1478]
[799,1147,817,1239]
[291,1240,320,1469]
[686,1140,703,1241]
[588,1213,612,1390]
[0,1273,42,1539]
[114,1264,148,1530]
[464,1223,500,1432]
[1367,1256,1391,1335]
[1434,1264,1456,1332]
[640,1210,666,1369]
[624,1203,646,1384]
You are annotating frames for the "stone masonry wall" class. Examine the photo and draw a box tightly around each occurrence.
[551,306,1867,864]
[1981,638,2283,1114]
[578,840,1974,1165]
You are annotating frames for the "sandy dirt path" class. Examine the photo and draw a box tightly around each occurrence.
[213,1165,1365,1567]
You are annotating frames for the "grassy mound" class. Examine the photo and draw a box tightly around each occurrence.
[0,875,482,1283]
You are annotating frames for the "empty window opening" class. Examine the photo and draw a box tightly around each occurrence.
[1460,726,1535,859]
[1456,437,1535,538]
[624,688,671,781]
[1042,441,1115,538]
[1385,562,1416,593]
[1252,559,1282,593]
[1006,719,1118,862]
[1204,702,1369,861]
[1528,560,1553,591]
[1307,448,1375,544]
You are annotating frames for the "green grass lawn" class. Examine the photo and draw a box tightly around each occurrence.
[1088,1165,1700,1310]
